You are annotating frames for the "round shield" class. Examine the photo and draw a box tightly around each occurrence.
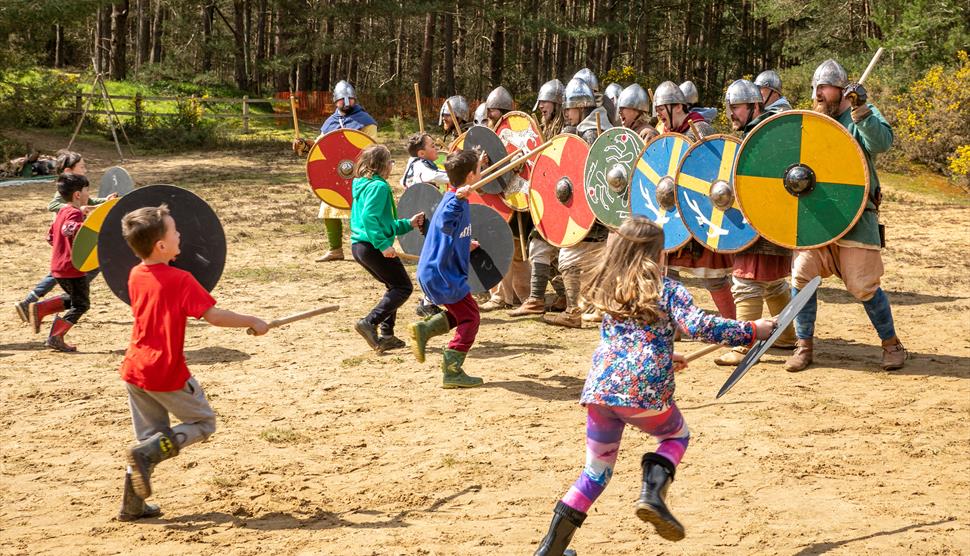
[583,127,645,229]
[98,185,226,305]
[734,110,870,249]
[529,134,595,247]
[630,133,692,251]
[463,125,508,195]
[675,135,758,253]
[468,204,514,294]
[306,128,375,209]
[397,183,444,257]
[469,190,514,222]
[71,198,119,272]
[494,111,543,212]
[99,167,134,198]
[448,132,467,153]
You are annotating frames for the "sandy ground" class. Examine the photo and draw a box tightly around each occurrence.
[1,130,968,555]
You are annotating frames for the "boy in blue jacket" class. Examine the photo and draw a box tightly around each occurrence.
[409,150,485,388]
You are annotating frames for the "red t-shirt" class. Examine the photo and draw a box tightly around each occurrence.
[120,263,216,391]
[49,205,84,278]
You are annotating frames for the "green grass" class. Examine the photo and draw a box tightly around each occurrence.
[259,426,308,445]
[881,168,970,206]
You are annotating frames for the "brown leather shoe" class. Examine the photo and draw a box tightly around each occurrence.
[509,297,545,316]
[881,338,908,371]
[480,298,512,312]
[315,248,344,262]
[714,347,748,366]
[542,309,582,329]
[548,295,567,312]
[784,338,813,372]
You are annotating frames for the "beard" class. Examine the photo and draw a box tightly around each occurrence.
[813,98,840,118]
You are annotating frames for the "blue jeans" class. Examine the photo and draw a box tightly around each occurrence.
[28,270,99,300]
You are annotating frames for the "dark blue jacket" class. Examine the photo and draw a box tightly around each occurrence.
[320,104,378,134]
[417,191,472,305]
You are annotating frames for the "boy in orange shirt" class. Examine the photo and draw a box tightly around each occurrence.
[117,204,268,521]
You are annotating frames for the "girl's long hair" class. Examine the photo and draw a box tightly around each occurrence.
[354,144,392,179]
[581,215,666,324]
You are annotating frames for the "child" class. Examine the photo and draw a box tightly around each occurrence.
[533,216,776,555]
[349,144,425,353]
[400,132,450,190]
[408,149,486,389]
[39,174,93,351]
[118,205,268,521]
[15,150,114,327]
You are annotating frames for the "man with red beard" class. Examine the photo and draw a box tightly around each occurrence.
[785,59,907,372]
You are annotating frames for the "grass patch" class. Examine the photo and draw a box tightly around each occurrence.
[258,426,308,445]
[881,168,970,206]
[224,265,301,282]
[208,475,238,488]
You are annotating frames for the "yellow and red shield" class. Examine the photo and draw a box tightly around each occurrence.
[305,129,375,209]
[71,198,119,272]
[529,134,595,247]
[494,111,543,211]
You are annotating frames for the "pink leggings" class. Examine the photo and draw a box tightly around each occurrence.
[561,403,689,513]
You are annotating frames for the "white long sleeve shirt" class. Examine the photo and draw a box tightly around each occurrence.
[400,157,450,189]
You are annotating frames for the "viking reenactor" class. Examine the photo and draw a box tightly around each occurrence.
[293,80,378,263]
[678,80,718,124]
[533,79,566,138]
[439,95,472,141]
[653,81,735,320]
[573,68,617,125]
[754,70,792,112]
[473,103,488,127]
[604,82,623,122]
[786,59,907,372]
[713,79,796,366]
[543,78,611,328]
[616,83,659,140]
[484,86,514,129]
[653,81,714,141]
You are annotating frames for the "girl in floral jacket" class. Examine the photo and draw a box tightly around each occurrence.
[533,216,776,555]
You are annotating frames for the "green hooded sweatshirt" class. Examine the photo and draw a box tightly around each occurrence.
[349,175,412,252]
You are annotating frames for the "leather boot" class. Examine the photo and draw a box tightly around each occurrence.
[708,284,736,319]
[441,349,483,388]
[315,248,344,262]
[14,295,35,323]
[354,319,381,351]
[127,431,180,499]
[542,308,582,329]
[29,295,66,334]
[765,290,797,348]
[510,297,546,316]
[548,295,567,312]
[534,500,586,556]
[543,269,581,328]
[715,296,761,366]
[118,471,162,521]
[408,312,450,363]
[784,338,814,372]
[635,453,685,541]
[881,337,908,371]
[479,297,512,312]
[45,316,76,352]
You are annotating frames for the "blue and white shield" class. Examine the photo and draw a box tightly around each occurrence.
[630,133,692,251]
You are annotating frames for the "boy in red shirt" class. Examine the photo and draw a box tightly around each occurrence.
[40,174,91,351]
[117,204,268,521]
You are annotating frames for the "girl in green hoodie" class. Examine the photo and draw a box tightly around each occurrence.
[349,145,425,353]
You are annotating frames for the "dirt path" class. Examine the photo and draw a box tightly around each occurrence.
[1,131,968,555]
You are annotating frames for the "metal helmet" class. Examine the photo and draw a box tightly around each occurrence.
[474,103,488,126]
[333,80,356,105]
[563,78,596,109]
[653,81,688,108]
[812,59,848,96]
[439,95,470,126]
[572,68,600,93]
[724,79,763,120]
[533,79,565,111]
[604,83,623,104]
[754,70,783,94]
[679,81,700,105]
[485,86,514,111]
[617,83,650,113]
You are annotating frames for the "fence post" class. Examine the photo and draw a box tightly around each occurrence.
[134,92,143,131]
[74,88,82,124]
[242,95,250,134]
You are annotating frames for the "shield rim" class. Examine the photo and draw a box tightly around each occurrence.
[673,133,759,254]
[397,182,444,258]
[583,126,646,230]
[71,197,120,272]
[494,110,544,212]
[633,131,693,252]
[98,166,134,198]
[528,133,594,248]
[448,131,467,153]
[734,109,871,250]
[463,125,508,195]
[305,128,375,209]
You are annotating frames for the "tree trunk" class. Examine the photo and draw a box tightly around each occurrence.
[419,12,436,96]
[109,1,129,80]
[202,3,214,72]
[254,0,267,94]
[136,0,150,67]
[489,4,504,87]
[440,11,455,97]
[232,0,249,91]
[54,24,64,68]
[96,6,111,72]
[150,0,164,64]
[348,16,361,85]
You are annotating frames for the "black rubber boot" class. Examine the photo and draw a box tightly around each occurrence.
[126,431,180,499]
[635,453,685,541]
[117,472,162,521]
[534,500,587,556]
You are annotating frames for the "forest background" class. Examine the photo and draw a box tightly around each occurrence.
[0,0,966,186]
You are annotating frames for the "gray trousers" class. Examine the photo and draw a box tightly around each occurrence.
[126,377,216,448]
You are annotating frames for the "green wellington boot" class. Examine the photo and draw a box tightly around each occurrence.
[408,312,450,363]
[441,349,483,389]
[126,431,180,499]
